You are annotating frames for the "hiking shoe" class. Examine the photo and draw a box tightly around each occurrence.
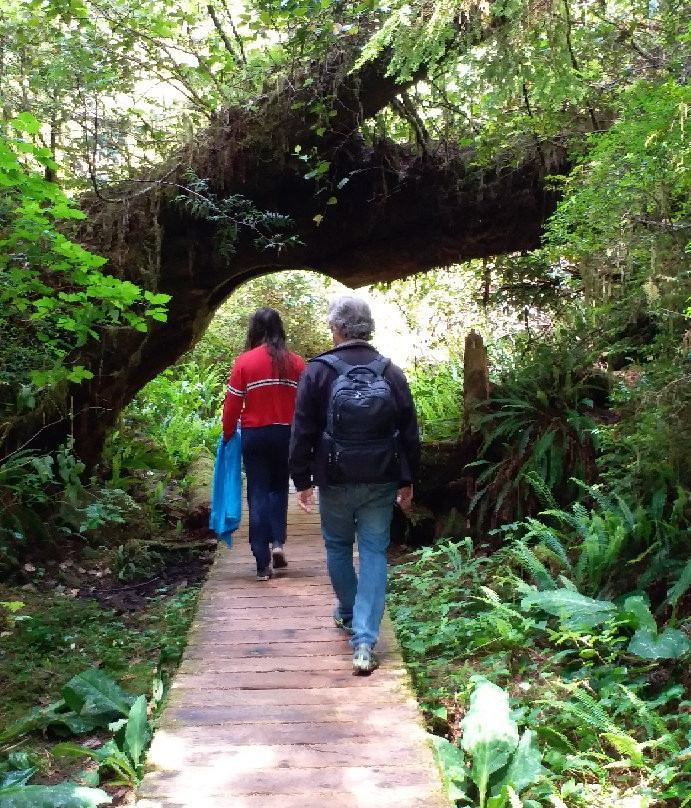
[256,566,273,581]
[272,545,288,569]
[352,643,378,675]
[333,607,354,635]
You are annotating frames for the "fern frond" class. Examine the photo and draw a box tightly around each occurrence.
[512,540,556,590]
[524,470,558,509]
[570,687,622,735]
[538,534,572,570]
[617,685,670,743]
[572,479,615,512]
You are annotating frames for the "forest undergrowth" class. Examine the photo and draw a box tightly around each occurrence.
[1,0,690,804]
[388,317,690,808]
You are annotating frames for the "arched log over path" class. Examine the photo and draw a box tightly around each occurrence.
[13,45,569,465]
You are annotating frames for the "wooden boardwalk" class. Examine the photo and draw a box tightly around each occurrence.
[137,495,451,808]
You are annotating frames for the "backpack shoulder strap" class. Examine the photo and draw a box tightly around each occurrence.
[311,354,351,376]
[366,355,391,376]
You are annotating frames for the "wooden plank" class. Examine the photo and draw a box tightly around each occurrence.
[136,495,451,808]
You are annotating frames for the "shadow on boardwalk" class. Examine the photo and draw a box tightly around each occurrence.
[137,496,451,808]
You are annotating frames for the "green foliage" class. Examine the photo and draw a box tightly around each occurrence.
[0,668,134,745]
[459,678,542,808]
[113,361,223,471]
[469,325,601,529]
[520,589,617,631]
[0,446,138,575]
[0,586,198,731]
[546,80,690,263]
[112,543,163,583]
[192,270,334,368]
[175,172,302,256]
[627,627,690,661]
[0,582,199,800]
[509,483,689,598]
[0,781,111,807]
[0,127,169,397]
[597,353,691,504]
[407,360,463,442]
[388,536,691,808]
[53,693,151,786]
[354,0,466,82]
[1,669,152,802]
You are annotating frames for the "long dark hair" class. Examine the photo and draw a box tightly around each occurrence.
[245,307,289,377]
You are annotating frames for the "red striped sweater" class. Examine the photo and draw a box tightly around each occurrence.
[222,345,306,440]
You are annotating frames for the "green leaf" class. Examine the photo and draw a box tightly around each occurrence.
[601,732,645,765]
[61,669,133,724]
[520,588,617,629]
[10,113,41,135]
[428,735,468,801]
[124,695,149,767]
[628,628,691,660]
[142,291,171,304]
[665,560,691,607]
[0,783,112,807]
[0,770,35,789]
[56,714,102,734]
[0,701,67,743]
[499,729,542,795]
[620,595,657,631]
[461,679,519,808]
[52,743,100,762]
[66,367,94,384]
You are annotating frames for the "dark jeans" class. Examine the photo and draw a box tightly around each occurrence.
[241,424,291,571]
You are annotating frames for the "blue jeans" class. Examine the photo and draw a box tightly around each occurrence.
[318,482,398,648]
[241,425,291,571]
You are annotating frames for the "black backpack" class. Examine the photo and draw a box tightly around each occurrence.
[314,354,400,483]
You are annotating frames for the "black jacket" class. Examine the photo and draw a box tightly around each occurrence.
[289,341,420,490]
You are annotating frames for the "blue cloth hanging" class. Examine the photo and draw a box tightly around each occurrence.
[209,432,242,547]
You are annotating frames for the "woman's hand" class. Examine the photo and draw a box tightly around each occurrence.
[296,488,315,513]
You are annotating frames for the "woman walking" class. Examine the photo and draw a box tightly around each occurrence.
[222,308,306,580]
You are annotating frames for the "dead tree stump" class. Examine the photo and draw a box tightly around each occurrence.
[463,329,489,432]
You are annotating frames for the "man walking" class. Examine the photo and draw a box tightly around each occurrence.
[289,295,420,674]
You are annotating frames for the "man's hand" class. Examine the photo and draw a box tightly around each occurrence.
[396,485,413,513]
[296,488,315,513]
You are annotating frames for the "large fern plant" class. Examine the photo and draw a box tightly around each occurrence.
[510,480,689,598]
[468,336,602,531]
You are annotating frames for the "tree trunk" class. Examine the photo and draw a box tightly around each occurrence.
[463,330,490,432]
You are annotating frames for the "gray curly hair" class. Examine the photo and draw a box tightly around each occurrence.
[327,295,374,341]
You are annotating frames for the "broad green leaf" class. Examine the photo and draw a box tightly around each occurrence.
[520,589,616,629]
[124,695,149,767]
[0,783,111,807]
[55,714,101,735]
[0,770,35,789]
[461,679,519,808]
[498,729,542,795]
[428,735,468,801]
[61,669,133,723]
[0,701,67,743]
[53,743,100,762]
[628,628,691,660]
[0,601,25,613]
[142,291,171,304]
[620,595,657,631]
